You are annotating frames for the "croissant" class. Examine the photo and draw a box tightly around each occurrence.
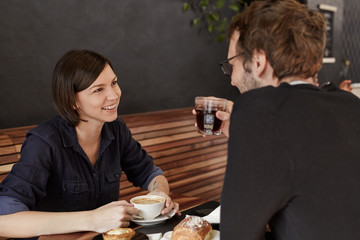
[171,216,213,240]
[102,228,135,240]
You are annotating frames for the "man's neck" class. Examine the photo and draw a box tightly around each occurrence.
[278,76,317,86]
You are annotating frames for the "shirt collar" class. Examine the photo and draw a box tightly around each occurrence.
[289,80,311,85]
[60,118,115,149]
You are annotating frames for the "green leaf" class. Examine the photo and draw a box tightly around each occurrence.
[193,18,200,26]
[217,18,228,32]
[199,0,209,8]
[216,0,225,9]
[235,0,248,11]
[228,3,240,12]
[216,34,226,43]
[208,23,214,33]
[208,13,220,22]
[183,2,190,11]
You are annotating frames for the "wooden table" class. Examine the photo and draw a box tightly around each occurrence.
[37,193,213,240]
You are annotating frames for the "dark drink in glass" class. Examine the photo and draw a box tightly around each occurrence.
[195,97,227,135]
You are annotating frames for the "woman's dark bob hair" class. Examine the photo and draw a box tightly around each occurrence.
[52,50,113,127]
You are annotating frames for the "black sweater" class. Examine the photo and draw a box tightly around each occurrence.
[221,83,360,240]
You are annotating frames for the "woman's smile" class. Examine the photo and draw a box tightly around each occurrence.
[101,103,118,111]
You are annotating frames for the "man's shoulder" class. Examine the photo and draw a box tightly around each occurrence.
[235,85,286,112]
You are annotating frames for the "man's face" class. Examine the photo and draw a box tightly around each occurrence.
[228,31,262,93]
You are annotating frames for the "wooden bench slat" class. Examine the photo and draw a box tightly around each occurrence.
[0,145,18,156]
[149,137,227,159]
[129,119,194,135]
[122,108,192,128]
[133,125,196,141]
[163,155,227,176]
[0,135,14,147]
[166,161,227,184]
[144,135,226,153]
[0,154,20,165]
[0,164,14,174]
[173,175,224,198]
[139,131,200,147]
[11,137,27,145]
[184,180,224,197]
[0,125,36,135]
[155,144,227,166]
[197,188,223,202]
[169,168,225,189]
[157,149,227,171]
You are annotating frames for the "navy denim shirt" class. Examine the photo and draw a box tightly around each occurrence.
[0,116,163,214]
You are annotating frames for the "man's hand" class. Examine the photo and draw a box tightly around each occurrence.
[192,99,233,138]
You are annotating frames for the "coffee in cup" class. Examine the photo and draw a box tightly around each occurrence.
[195,96,227,135]
[130,195,165,220]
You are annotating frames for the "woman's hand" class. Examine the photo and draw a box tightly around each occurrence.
[148,190,180,216]
[89,200,138,233]
[339,80,353,92]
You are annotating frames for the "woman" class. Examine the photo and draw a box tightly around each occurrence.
[0,50,179,238]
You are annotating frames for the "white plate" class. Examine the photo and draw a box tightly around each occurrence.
[132,211,176,226]
[161,230,220,240]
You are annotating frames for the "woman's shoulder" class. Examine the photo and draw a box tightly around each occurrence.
[30,116,66,133]
[27,116,73,145]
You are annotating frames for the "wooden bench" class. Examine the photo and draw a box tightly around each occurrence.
[0,107,228,202]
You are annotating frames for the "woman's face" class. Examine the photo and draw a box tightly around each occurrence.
[75,64,121,126]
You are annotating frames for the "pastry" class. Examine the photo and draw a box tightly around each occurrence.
[102,228,135,240]
[171,216,213,240]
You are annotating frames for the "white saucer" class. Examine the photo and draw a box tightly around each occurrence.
[132,211,176,226]
[161,230,220,240]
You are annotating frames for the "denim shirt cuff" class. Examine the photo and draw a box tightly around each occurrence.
[0,195,29,215]
[142,166,164,190]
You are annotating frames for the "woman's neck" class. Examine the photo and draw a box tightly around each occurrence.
[75,121,103,165]
[75,121,103,143]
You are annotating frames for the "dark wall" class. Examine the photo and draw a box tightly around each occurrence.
[0,0,238,128]
[307,0,344,85]
[343,0,360,83]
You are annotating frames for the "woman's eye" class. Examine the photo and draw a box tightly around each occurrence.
[93,88,102,93]
[112,80,118,86]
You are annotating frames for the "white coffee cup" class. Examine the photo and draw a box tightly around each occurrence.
[130,195,165,220]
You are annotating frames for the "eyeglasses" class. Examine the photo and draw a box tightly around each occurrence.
[219,53,243,77]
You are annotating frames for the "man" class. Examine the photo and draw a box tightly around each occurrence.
[220,0,360,239]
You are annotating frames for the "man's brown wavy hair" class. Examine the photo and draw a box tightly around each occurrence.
[227,0,326,80]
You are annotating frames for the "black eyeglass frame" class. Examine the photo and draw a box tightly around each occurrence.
[219,52,243,77]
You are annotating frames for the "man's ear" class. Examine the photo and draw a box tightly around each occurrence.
[252,49,267,78]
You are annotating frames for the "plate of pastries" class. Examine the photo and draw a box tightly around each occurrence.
[93,228,148,240]
[162,215,219,240]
